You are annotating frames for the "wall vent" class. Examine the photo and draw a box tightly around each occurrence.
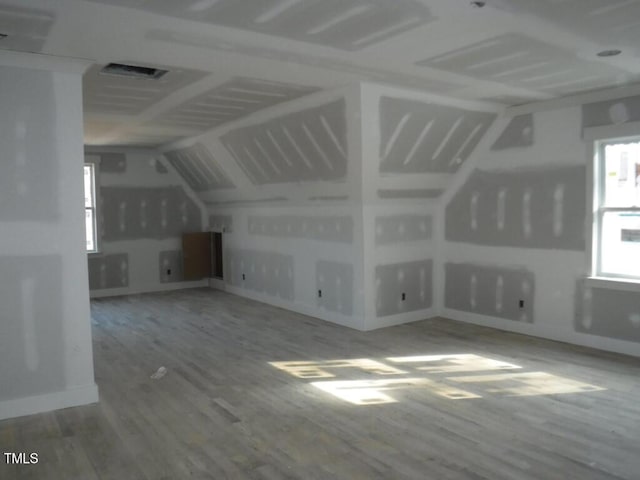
[0,33,8,40]
[99,63,168,80]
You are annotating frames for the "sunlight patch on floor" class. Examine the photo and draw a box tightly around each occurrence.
[271,353,605,405]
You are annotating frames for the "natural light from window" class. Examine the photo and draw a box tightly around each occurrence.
[84,163,97,253]
[595,140,640,279]
[270,354,605,405]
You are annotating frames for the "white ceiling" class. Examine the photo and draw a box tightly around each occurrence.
[1,0,639,147]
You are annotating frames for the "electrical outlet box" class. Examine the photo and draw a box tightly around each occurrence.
[318,289,322,298]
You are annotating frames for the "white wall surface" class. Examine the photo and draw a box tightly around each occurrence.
[0,58,98,420]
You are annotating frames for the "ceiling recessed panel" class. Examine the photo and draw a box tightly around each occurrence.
[85,0,433,50]
[164,143,235,191]
[379,97,496,174]
[495,0,640,52]
[417,34,638,96]
[0,4,54,53]
[153,77,319,133]
[221,99,347,185]
[83,63,208,117]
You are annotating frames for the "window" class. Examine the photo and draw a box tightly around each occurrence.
[593,138,640,280]
[84,162,98,253]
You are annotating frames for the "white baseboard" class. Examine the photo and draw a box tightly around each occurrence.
[365,308,435,331]
[442,308,640,358]
[90,280,208,298]
[222,285,366,330]
[208,277,226,290]
[0,383,99,421]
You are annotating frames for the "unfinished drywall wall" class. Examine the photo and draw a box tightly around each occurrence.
[445,262,534,323]
[88,253,129,290]
[575,281,640,343]
[379,96,496,174]
[86,149,208,297]
[248,215,354,243]
[441,92,640,357]
[491,114,534,151]
[165,86,367,329]
[358,83,498,329]
[376,260,433,317]
[446,166,586,251]
[221,99,348,185]
[0,59,97,420]
[163,143,235,192]
[582,95,640,130]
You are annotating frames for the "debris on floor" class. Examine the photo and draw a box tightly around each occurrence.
[150,366,167,379]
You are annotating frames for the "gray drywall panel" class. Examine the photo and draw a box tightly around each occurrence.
[221,99,347,185]
[248,215,353,243]
[445,262,534,323]
[375,215,432,246]
[376,260,432,317]
[317,261,354,316]
[491,114,534,151]
[0,67,57,221]
[575,280,640,343]
[164,143,235,192]
[0,5,54,53]
[224,248,294,301]
[379,97,496,174]
[209,214,233,233]
[155,159,169,174]
[582,95,640,130]
[154,77,319,132]
[0,255,65,401]
[378,189,444,199]
[98,152,127,173]
[86,0,432,51]
[101,186,202,241]
[159,250,184,283]
[88,254,129,290]
[446,166,586,251]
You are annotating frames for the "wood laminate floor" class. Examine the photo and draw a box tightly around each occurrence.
[1,288,640,479]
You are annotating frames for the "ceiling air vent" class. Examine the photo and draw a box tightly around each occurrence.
[99,62,168,80]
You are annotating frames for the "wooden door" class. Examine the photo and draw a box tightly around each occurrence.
[182,232,212,281]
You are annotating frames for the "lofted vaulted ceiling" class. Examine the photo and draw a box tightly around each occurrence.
[1,0,640,147]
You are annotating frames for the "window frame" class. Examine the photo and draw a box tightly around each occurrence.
[84,155,101,255]
[585,121,640,289]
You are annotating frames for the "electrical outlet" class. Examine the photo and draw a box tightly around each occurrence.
[318,289,322,298]
[401,293,406,301]
[519,299,524,309]
[242,273,246,280]
[166,268,171,276]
